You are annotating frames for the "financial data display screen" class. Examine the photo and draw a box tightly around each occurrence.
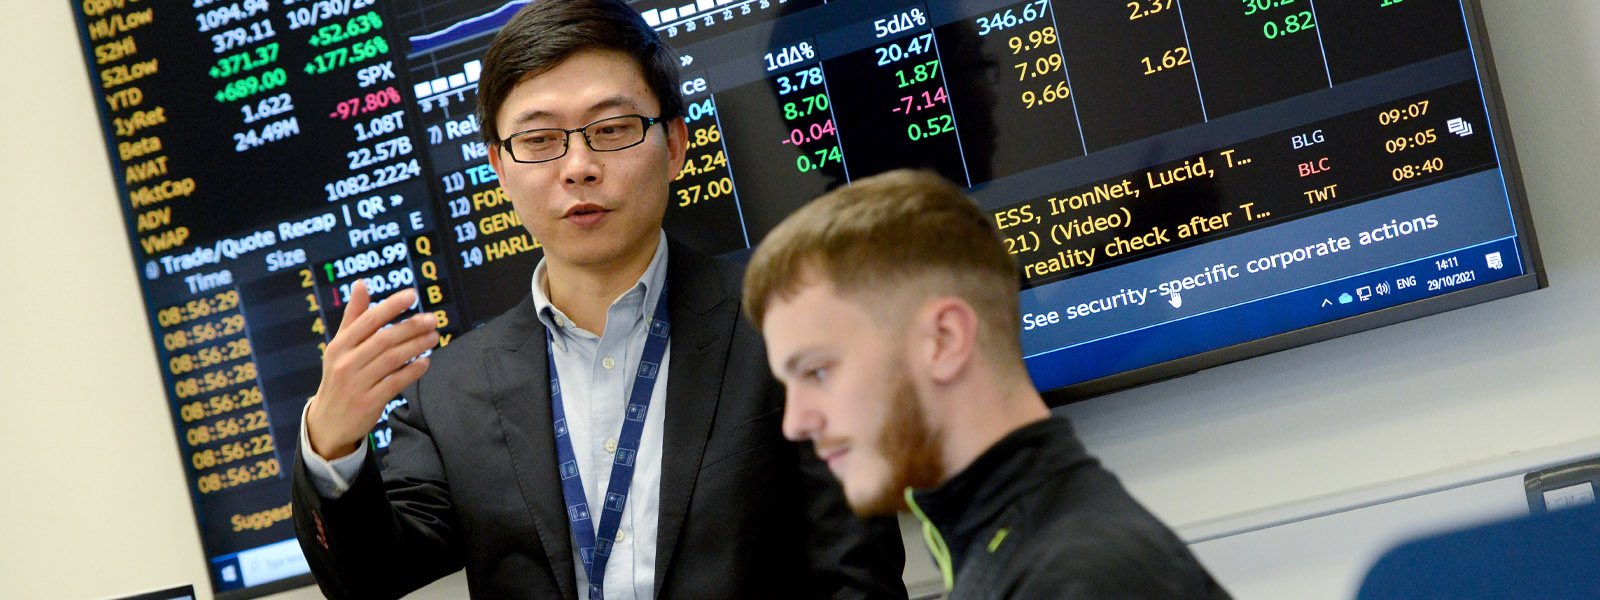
[72,0,1539,596]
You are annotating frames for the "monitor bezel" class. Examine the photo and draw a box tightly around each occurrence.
[1041,0,1545,405]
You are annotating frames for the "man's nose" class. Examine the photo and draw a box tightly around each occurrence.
[560,135,604,184]
[780,391,822,442]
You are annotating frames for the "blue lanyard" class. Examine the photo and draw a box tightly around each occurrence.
[546,286,669,600]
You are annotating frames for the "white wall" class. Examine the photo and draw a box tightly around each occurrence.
[1,1,1595,599]
[1,3,214,598]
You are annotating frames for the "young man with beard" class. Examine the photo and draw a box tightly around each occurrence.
[744,169,1231,599]
[291,2,905,599]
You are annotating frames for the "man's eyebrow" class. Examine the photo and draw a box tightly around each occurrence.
[781,347,824,376]
[506,109,558,130]
[505,95,647,130]
[588,95,642,115]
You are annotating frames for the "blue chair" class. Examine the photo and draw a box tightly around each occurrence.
[1357,503,1600,599]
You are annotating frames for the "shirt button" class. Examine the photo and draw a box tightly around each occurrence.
[554,340,566,352]
[615,530,626,543]
[602,356,616,370]
[554,314,566,327]
[605,438,618,454]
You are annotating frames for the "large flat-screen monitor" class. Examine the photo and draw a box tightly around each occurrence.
[72,0,1541,596]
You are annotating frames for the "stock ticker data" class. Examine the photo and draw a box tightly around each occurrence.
[73,0,1538,595]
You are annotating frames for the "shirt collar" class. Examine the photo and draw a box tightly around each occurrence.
[530,230,669,336]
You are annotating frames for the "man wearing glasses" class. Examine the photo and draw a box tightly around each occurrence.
[290,1,906,599]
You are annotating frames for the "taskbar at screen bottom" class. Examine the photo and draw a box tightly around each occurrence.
[209,538,310,596]
[1027,234,1526,398]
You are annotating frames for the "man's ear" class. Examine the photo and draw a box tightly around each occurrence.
[487,138,505,180]
[666,116,688,179]
[919,297,979,384]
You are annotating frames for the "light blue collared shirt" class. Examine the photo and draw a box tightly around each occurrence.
[532,231,669,600]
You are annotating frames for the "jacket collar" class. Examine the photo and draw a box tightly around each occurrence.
[479,296,576,597]
[652,237,736,594]
[909,417,1093,571]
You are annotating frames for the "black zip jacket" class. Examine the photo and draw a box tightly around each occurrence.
[906,417,1230,599]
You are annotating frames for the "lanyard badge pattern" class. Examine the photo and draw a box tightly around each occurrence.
[546,286,669,600]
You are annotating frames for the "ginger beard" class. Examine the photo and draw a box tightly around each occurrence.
[848,353,945,517]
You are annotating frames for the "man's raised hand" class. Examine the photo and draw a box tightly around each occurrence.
[306,281,438,460]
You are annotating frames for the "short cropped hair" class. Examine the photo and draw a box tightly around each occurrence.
[477,0,684,146]
[744,170,1024,367]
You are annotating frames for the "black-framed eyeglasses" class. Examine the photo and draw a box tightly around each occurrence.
[498,114,664,163]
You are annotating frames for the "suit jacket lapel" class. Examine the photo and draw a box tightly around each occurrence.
[483,301,579,600]
[654,240,735,594]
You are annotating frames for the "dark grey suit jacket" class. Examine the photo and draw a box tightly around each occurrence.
[292,239,907,599]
